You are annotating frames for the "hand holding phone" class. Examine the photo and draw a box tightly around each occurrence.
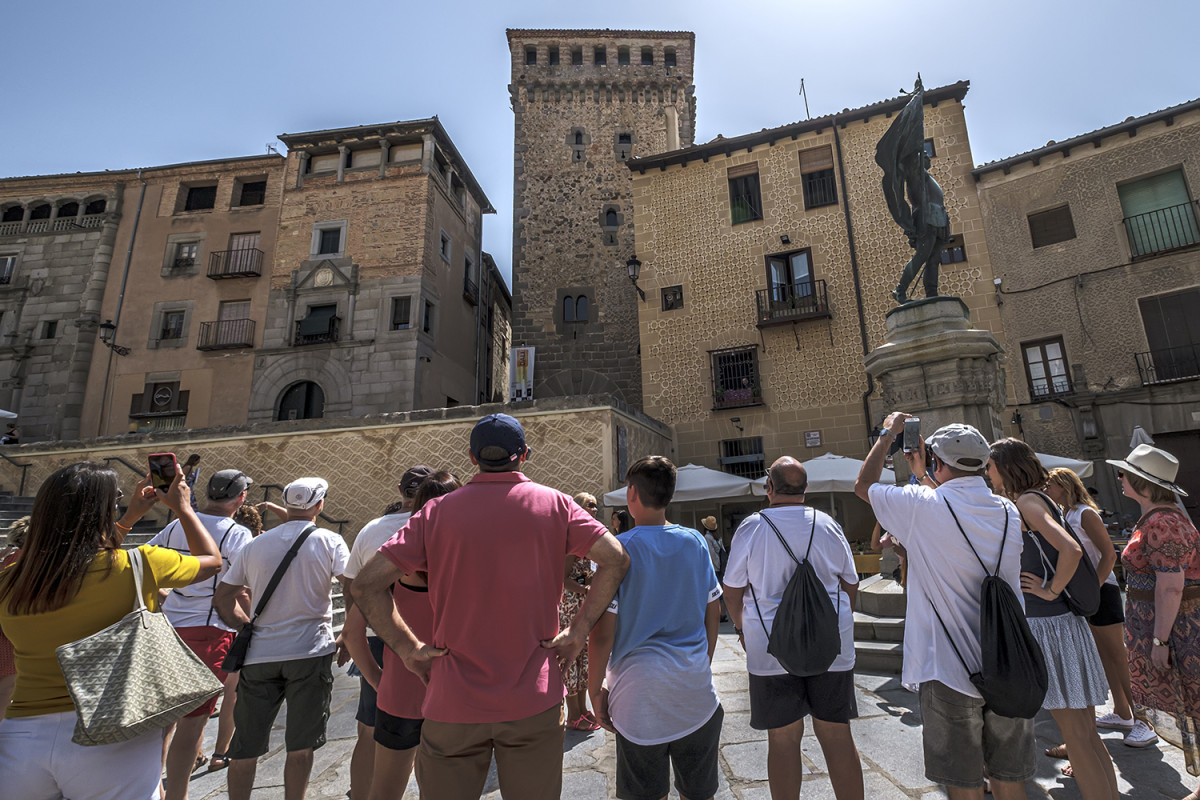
[147,453,179,492]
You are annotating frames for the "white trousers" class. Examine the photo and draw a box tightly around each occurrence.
[0,711,162,800]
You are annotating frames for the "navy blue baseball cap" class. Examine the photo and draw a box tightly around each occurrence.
[470,414,528,468]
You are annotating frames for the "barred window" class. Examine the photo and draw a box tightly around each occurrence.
[719,437,765,479]
[710,346,762,409]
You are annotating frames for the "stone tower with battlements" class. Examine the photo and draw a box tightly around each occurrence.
[506,29,696,407]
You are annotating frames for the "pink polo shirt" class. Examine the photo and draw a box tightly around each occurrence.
[379,471,607,723]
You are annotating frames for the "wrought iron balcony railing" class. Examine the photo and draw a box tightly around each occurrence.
[294,315,340,346]
[197,318,256,350]
[1136,343,1200,385]
[208,247,263,279]
[463,275,479,305]
[756,280,831,327]
[1123,200,1200,258]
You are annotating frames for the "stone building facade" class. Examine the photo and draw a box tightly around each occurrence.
[0,173,124,440]
[976,97,1200,521]
[626,82,1003,536]
[0,396,671,538]
[506,29,697,408]
[67,155,285,438]
[248,120,497,423]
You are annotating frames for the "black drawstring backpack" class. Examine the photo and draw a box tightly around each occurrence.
[931,501,1048,719]
[749,510,841,677]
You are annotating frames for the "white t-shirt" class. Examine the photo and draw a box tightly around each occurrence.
[723,506,858,675]
[1067,505,1118,587]
[344,511,411,636]
[869,477,1024,698]
[147,513,253,632]
[221,520,350,665]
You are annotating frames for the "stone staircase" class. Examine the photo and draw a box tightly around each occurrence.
[854,574,906,674]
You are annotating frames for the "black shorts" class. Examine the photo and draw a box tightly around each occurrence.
[748,669,858,730]
[615,705,723,800]
[374,707,424,751]
[1089,582,1125,627]
[354,636,387,726]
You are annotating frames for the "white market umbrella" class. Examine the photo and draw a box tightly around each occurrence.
[0,409,15,420]
[1036,452,1094,478]
[602,463,754,506]
[750,452,896,496]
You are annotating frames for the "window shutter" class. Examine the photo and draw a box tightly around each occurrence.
[727,163,759,179]
[799,146,834,174]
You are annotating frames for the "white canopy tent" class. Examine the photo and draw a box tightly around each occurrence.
[1036,452,1094,478]
[750,452,896,496]
[0,409,15,420]
[602,463,754,506]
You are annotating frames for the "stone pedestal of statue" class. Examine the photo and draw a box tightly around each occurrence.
[864,296,1006,446]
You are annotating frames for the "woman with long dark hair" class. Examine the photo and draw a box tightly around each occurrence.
[987,439,1117,799]
[0,462,221,800]
[344,470,462,800]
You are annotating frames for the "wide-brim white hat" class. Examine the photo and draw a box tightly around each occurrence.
[1106,445,1187,497]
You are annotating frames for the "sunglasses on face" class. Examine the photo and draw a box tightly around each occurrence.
[585,502,598,509]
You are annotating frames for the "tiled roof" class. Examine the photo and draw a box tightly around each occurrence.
[973,95,1200,177]
[628,81,970,172]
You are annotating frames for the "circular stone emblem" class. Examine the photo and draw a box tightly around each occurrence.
[314,268,334,287]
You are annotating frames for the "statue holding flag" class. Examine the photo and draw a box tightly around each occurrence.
[875,75,950,303]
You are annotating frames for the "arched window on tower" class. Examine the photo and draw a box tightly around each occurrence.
[57,202,79,218]
[576,296,589,322]
[1,206,23,223]
[276,381,325,421]
[605,209,618,228]
[563,295,576,322]
[29,204,51,220]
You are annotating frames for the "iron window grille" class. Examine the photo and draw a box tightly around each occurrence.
[719,437,765,479]
[710,346,763,409]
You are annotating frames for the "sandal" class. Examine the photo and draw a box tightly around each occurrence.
[1061,764,1074,778]
[568,714,600,731]
[1044,744,1068,759]
[209,754,229,771]
[193,754,209,772]
[581,710,598,724]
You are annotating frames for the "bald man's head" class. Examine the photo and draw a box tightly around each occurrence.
[768,457,807,496]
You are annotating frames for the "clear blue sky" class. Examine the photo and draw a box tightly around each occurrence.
[3,0,1196,288]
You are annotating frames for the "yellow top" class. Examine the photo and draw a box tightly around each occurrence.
[0,545,200,717]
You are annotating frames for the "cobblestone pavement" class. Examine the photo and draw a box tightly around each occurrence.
[191,627,1196,799]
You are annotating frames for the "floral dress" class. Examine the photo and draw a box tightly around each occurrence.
[558,556,593,694]
[1122,507,1200,775]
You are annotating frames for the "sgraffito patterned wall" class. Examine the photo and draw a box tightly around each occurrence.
[1,400,672,541]
[631,93,1002,467]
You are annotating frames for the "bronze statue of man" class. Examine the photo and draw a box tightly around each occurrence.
[875,76,950,302]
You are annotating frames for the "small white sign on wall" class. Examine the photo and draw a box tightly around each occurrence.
[805,430,822,448]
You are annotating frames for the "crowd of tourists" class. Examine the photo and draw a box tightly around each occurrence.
[0,410,1196,800]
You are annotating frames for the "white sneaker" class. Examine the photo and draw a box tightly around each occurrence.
[1125,720,1159,748]
[1096,711,1135,731]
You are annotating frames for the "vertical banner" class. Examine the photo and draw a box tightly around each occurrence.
[510,347,535,400]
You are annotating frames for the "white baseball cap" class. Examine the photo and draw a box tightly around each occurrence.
[283,477,328,510]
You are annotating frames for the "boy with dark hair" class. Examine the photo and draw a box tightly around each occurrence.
[590,455,724,800]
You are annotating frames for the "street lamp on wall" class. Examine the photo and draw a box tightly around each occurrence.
[97,319,131,356]
[625,254,646,302]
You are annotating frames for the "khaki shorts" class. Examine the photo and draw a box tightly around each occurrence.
[417,703,564,800]
[919,680,1036,789]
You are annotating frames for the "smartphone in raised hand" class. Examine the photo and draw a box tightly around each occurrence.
[902,418,921,454]
[148,453,179,492]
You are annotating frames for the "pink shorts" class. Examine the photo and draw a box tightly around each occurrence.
[177,626,234,717]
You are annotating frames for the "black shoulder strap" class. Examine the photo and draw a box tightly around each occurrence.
[249,524,317,623]
[944,499,1009,578]
[758,509,817,566]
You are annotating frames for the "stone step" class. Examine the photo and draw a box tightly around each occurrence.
[854,639,903,674]
[853,611,906,643]
[856,574,907,618]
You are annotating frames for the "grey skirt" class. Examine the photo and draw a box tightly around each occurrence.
[1028,612,1110,710]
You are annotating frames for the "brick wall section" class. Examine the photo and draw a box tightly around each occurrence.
[0,173,126,440]
[0,396,672,538]
[507,30,697,409]
[629,92,1003,469]
[976,106,1200,462]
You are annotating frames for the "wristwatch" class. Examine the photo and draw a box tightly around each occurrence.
[878,428,896,440]
[1153,637,1169,647]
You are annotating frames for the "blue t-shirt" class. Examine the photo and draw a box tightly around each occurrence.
[606,524,722,745]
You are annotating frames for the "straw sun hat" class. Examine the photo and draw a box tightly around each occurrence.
[1106,444,1188,497]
